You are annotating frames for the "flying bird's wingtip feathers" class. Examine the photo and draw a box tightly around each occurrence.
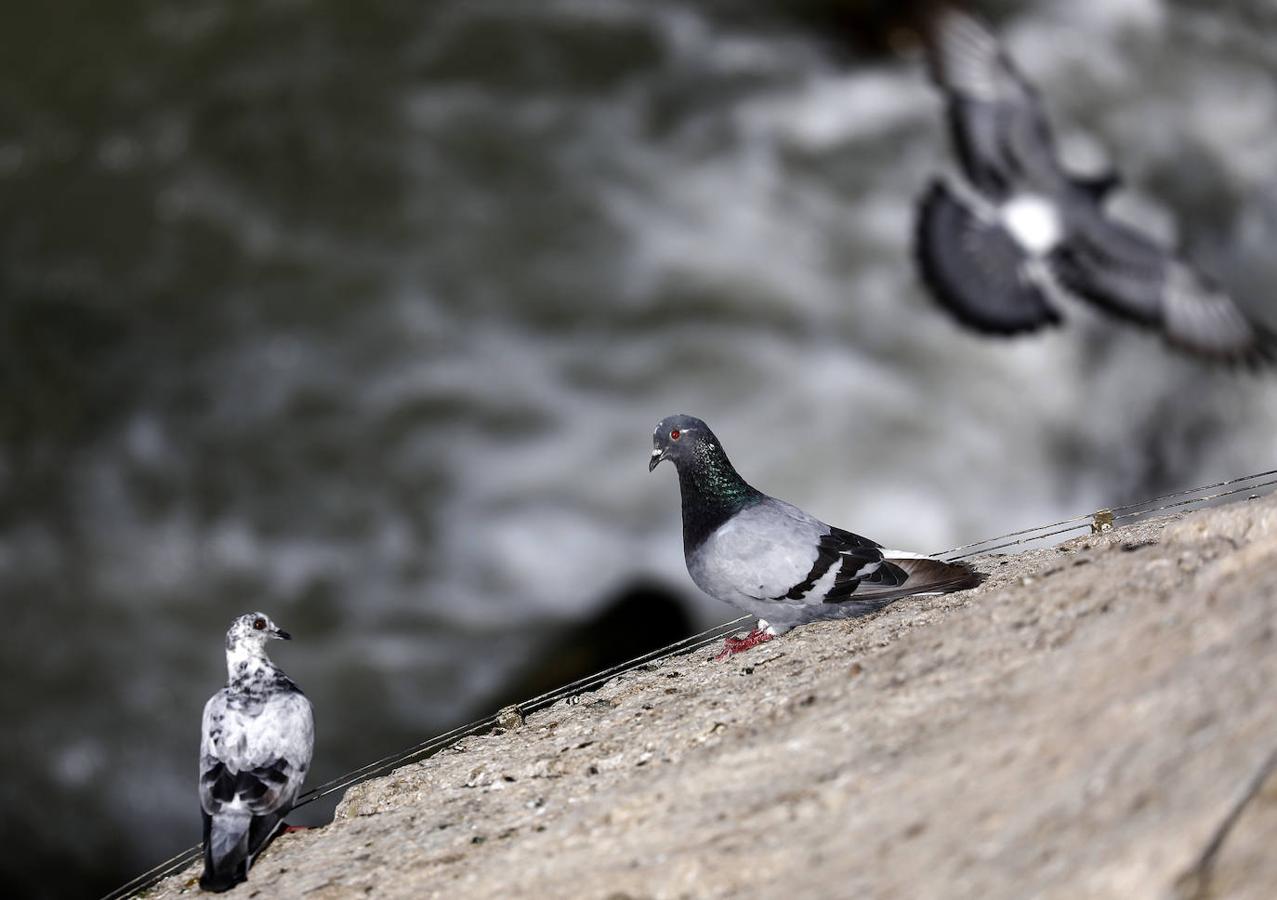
[1158,262,1277,367]
[1252,322,1277,367]
[1197,319,1277,370]
[914,179,1060,335]
[921,8,994,60]
[922,7,1023,102]
[1172,325,1277,369]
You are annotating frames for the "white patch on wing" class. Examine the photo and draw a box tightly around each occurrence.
[1001,194,1063,255]
[880,549,930,560]
[788,553,843,602]
[849,558,883,578]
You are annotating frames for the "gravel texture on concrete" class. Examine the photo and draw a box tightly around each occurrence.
[143,494,1277,899]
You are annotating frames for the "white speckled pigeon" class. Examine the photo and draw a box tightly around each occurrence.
[650,415,983,658]
[199,613,314,893]
[915,9,1275,365]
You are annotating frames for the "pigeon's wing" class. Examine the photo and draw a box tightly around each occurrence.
[200,689,315,818]
[824,550,984,605]
[1050,214,1276,363]
[264,690,314,808]
[199,691,232,815]
[772,523,890,603]
[924,10,1066,196]
[915,179,1061,333]
[1162,268,1276,363]
[688,499,876,605]
[690,499,894,606]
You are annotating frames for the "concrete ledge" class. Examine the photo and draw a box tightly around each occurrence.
[144,494,1277,899]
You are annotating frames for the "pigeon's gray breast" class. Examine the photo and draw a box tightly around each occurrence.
[686,498,828,608]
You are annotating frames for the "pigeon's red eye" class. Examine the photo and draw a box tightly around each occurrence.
[253,618,266,630]
[670,429,680,440]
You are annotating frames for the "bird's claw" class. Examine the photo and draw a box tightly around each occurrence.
[714,628,774,661]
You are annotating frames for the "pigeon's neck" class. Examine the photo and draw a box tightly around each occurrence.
[676,442,761,553]
[225,643,280,688]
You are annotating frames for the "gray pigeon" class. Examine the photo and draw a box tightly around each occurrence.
[199,612,314,893]
[650,415,982,658]
[915,9,1274,364]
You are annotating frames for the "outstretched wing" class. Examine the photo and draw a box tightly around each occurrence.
[915,179,1061,334]
[1050,212,1275,364]
[924,9,1066,197]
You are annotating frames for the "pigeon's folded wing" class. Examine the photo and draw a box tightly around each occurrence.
[693,499,912,605]
[200,691,314,817]
[776,525,889,603]
[916,179,1061,334]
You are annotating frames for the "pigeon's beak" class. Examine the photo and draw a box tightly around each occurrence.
[273,629,292,641]
[648,448,665,472]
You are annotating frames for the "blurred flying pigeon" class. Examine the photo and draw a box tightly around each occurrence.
[914,9,1274,364]
[649,415,982,658]
[199,613,314,893]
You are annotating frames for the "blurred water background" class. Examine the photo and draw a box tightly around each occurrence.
[3,0,1277,895]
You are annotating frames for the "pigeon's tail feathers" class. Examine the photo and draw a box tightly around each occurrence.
[247,809,289,865]
[886,555,985,595]
[822,556,984,610]
[915,179,1061,334]
[200,810,252,893]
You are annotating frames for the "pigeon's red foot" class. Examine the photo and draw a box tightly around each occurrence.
[714,628,774,661]
[282,825,310,834]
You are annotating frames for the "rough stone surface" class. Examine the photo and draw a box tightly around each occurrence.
[143,495,1277,899]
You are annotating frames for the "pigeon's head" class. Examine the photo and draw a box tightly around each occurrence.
[226,612,292,653]
[649,414,717,472]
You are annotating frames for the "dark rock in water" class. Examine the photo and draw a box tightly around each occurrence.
[750,0,956,57]
[472,583,697,716]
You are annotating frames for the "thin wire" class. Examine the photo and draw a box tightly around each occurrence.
[943,522,1093,561]
[292,715,499,807]
[290,615,756,810]
[1112,477,1277,524]
[935,512,1094,557]
[516,615,753,714]
[1109,468,1277,514]
[936,469,1277,561]
[934,467,1277,559]
[100,846,205,900]
[98,616,755,900]
[102,464,1276,900]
